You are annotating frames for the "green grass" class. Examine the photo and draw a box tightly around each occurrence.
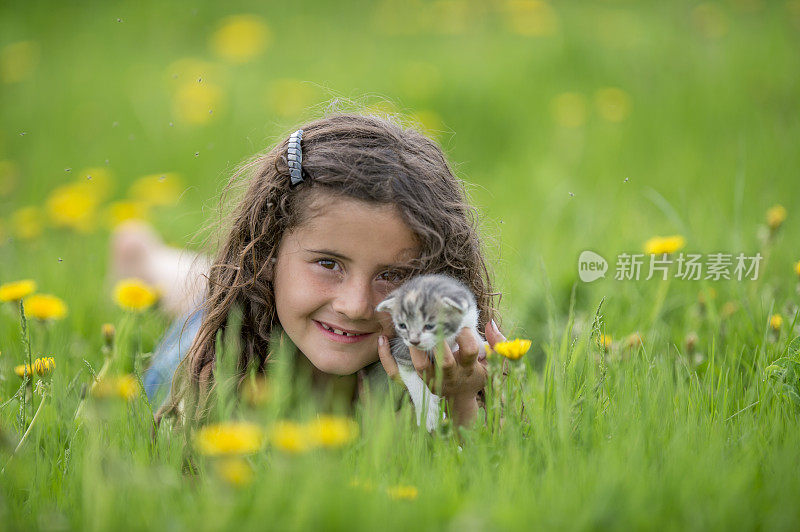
[2,1,800,530]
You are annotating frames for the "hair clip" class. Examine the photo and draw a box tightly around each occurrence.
[287,129,304,186]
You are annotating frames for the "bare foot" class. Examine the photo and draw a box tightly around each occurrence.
[110,221,210,318]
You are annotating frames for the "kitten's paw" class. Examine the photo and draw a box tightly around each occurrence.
[424,396,441,432]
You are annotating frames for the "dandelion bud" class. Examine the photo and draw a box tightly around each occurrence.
[14,364,32,379]
[102,323,116,348]
[721,301,738,319]
[766,204,787,232]
[33,356,55,377]
[685,332,699,355]
[625,332,643,350]
[769,314,783,331]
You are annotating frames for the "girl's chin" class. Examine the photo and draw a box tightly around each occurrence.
[306,350,365,376]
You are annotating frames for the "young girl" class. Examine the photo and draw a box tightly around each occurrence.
[128,113,507,428]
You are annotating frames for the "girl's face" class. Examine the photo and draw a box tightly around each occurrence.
[271,192,419,375]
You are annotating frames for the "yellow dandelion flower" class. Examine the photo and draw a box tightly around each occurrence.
[551,92,587,128]
[195,421,266,457]
[386,484,418,501]
[128,173,183,206]
[269,420,311,454]
[305,415,359,448]
[794,260,800,277]
[210,15,271,63]
[105,201,149,228]
[172,81,222,125]
[766,204,787,231]
[214,457,254,487]
[769,314,783,331]
[11,206,44,240]
[598,333,613,352]
[24,294,67,321]
[502,0,559,37]
[0,41,40,84]
[113,278,158,312]
[0,279,36,302]
[644,235,686,255]
[594,87,632,123]
[14,364,32,378]
[492,338,532,360]
[0,160,20,197]
[45,182,100,232]
[91,375,141,401]
[264,78,317,118]
[115,375,140,400]
[33,356,55,377]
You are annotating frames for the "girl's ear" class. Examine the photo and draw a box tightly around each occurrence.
[441,296,467,313]
[266,257,277,283]
[376,297,396,313]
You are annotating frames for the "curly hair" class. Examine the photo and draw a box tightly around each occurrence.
[157,112,500,424]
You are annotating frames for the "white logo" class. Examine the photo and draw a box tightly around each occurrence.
[578,251,608,282]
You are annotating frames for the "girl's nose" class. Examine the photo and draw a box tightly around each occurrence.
[331,276,374,322]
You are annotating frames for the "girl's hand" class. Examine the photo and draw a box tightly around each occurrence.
[377,320,507,428]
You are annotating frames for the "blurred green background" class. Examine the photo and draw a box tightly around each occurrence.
[1,0,799,336]
[3,2,800,529]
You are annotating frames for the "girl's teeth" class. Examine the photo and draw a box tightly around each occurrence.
[321,322,359,336]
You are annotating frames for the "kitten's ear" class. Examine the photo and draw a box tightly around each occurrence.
[441,296,467,313]
[376,297,396,313]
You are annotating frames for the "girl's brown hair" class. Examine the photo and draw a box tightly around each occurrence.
[158,112,499,423]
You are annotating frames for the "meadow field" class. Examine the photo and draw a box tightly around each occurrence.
[2,1,800,530]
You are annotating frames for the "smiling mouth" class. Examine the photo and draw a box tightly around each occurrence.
[314,320,372,337]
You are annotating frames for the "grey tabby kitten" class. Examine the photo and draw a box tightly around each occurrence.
[376,274,483,431]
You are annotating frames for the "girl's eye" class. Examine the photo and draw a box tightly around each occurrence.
[423,324,435,331]
[398,323,407,330]
[378,270,405,283]
[316,259,340,271]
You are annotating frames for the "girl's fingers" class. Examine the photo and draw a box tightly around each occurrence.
[485,319,507,349]
[409,345,438,388]
[439,339,456,373]
[377,336,400,381]
[409,344,431,373]
[455,327,479,367]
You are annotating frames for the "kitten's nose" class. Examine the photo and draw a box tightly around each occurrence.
[410,338,420,346]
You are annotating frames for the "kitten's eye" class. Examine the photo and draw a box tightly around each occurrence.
[398,323,407,330]
[423,324,435,331]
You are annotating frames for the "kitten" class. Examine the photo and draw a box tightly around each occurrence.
[376,274,483,432]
